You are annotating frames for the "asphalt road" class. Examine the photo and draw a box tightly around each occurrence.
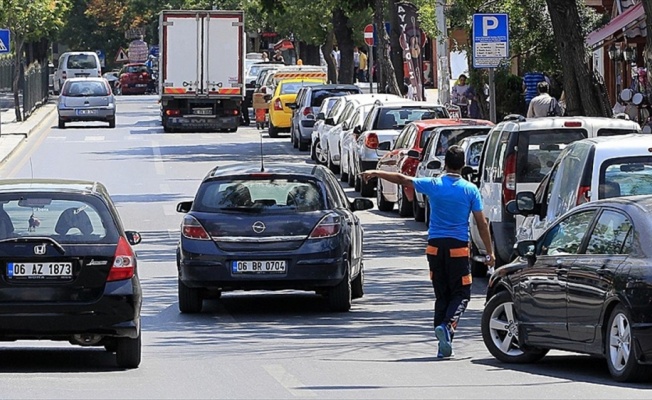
[0,95,649,398]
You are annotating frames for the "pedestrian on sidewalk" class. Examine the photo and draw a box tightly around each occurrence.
[527,81,560,118]
[362,146,494,359]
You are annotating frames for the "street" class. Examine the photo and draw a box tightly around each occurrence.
[0,95,649,399]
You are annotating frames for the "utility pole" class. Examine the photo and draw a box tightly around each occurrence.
[435,0,450,105]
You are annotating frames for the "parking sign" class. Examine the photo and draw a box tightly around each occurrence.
[472,14,509,68]
[0,29,10,54]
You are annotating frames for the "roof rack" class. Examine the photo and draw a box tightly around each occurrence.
[503,114,526,122]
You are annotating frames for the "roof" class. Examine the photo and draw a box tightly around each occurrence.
[0,179,102,193]
[205,163,324,179]
[278,78,326,84]
[499,116,640,130]
[306,84,360,91]
[414,118,495,130]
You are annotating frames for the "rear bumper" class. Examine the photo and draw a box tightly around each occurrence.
[58,109,115,121]
[164,116,240,131]
[0,278,141,339]
[269,111,292,128]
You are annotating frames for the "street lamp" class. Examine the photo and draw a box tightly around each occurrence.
[623,45,637,64]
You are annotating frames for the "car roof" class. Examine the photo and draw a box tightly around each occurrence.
[414,118,494,129]
[0,179,106,194]
[498,115,640,130]
[575,133,652,147]
[204,163,326,179]
[279,78,325,84]
[306,84,360,91]
[63,77,107,83]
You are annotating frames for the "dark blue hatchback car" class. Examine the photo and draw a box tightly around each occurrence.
[176,163,373,313]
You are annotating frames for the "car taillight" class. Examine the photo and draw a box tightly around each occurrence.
[181,215,211,240]
[577,185,591,205]
[309,214,341,239]
[365,133,379,149]
[274,98,283,111]
[107,237,136,282]
[165,109,181,116]
[303,107,313,116]
[503,153,516,204]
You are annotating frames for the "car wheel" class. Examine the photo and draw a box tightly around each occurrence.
[481,291,548,363]
[606,304,652,382]
[115,329,141,369]
[108,118,116,129]
[471,242,488,277]
[310,141,317,160]
[328,154,340,174]
[351,262,364,299]
[298,137,308,151]
[360,175,374,197]
[328,261,351,312]
[376,179,394,212]
[292,131,298,148]
[340,160,348,183]
[413,195,426,222]
[397,186,413,217]
[424,196,430,226]
[315,141,328,165]
[347,157,356,187]
[268,122,279,138]
[178,279,203,314]
[58,118,65,129]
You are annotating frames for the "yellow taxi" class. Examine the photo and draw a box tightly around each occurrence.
[268,78,325,137]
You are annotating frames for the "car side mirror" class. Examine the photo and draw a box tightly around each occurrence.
[325,117,335,125]
[176,201,192,213]
[342,121,349,130]
[378,141,391,151]
[515,240,537,264]
[316,112,325,120]
[426,159,442,170]
[351,198,374,211]
[353,125,362,135]
[407,149,420,159]
[461,165,474,180]
[287,102,297,110]
[470,171,481,188]
[124,231,142,246]
[511,191,537,215]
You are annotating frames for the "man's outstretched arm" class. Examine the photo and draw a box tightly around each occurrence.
[361,170,414,188]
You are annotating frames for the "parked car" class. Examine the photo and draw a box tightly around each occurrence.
[288,84,361,151]
[311,97,341,163]
[351,102,450,197]
[340,103,376,186]
[509,133,652,243]
[116,63,152,95]
[376,118,494,217]
[176,163,374,313]
[482,195,652,382]
[313,96,351,165]
[413,129,491,224]
[0,178,143,368]
[102,69,121,92]
[53,51,102,95]
[468,115,641,275]
[268,78,325,137]
[57,77,116,129]
[48,62,55,93]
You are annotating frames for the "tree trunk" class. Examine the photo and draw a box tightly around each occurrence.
[332,8,355,84]
[545,0,611,116]
[388,0,405,92]
[375,0,401,95]
[322,32,337,84]
[12,37,24,122]
[302,43,321,66]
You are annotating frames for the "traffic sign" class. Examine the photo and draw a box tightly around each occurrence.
[364,24,374,46]
[472,13,509,68]
[115,47,129,63]
[95,50,105,67]
[0,29,10,54]
[373,22,391,46]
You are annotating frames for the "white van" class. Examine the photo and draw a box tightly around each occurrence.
[53,52,102,94]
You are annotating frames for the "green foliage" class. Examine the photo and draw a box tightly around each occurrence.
[1,0,71,43]
[494,69,525,118]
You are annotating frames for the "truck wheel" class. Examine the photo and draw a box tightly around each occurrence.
[268,123,279,138]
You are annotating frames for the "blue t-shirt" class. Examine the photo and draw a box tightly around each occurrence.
[524,72,545,104]
[413,175,483,242]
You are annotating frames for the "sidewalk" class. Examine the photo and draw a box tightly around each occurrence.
[0,98,58,164]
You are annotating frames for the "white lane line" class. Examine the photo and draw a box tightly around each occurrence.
[152,141,165,175]
[85,136,105,141]
[262,364,316,398]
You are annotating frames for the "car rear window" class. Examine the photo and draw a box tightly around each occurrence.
[466,140,485,166]
[310,89,360,107]
[597,128,640,137]
[195,178,326,213]
[426,127,492,154]
[66,54,98,69]
[62,81,109,96]
[0,195,117,243]
[517,129,587,183]
[281,82,323,95]
[124,65,148,74]
[376,107,448,130]
[600,156,652,198]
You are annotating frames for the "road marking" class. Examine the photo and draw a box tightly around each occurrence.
[262,364,315,397]
[84,136,105,141]
[152,141,165,175]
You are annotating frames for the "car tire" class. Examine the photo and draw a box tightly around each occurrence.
[413,196,426,222]
[115,329,141,369]
[351,262,364,300]
[481,291,548,363]
[328,154,340,174]
[328,262,351,312]
[471,242,488,277]
[178,279,203,314]
[376,179,394,212]
[397,186,413,217]
[108,118,116,129]
[58,118,65,129]
[347,157,356,187]
[360,175,374,197]
[605,304,652,382]
[310,141,317,160]
[315,141,328,165]
[424,196,430,226]
[340,163,348,183]
[268,122,279,138]
[292,131,298,148]
[298,138,308,151]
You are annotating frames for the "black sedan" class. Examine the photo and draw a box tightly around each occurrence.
[176,163,373,313]
[482,195,652,382]
[0,179,142,368]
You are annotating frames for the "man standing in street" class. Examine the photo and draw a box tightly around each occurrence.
[362,146,494,359]
[527,81,560,118]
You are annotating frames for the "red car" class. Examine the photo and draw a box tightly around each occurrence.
[117,63,151,95]
[376,118,494,216]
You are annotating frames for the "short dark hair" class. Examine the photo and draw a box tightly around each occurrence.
[445,145,465,170]
[537,81,549,93]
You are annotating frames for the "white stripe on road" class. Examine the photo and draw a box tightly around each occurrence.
[152,141,165,175]
[262,364,316,397]
[84,136,105,141]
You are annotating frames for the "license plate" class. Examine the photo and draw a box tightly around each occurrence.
[232,260,286,274]
[7,262,73,279]
[76,109,98,116]
[135,84,147,88]
[193,108,212,115]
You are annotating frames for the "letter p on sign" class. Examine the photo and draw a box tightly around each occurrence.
[482,16,499,36]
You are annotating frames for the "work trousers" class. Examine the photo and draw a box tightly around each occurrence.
[426,238,472,335]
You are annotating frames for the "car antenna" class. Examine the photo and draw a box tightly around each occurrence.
[259,129,265,172]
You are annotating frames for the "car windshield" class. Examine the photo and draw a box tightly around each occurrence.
[311,89,360,107]
[194,178,326,213]
[428,127,492,155]
[66,54,97,69]
[0,194,117,243]
[600,156,652,198]
[62,81,109,97]
[281,82,322,95]
[376,107,448,130]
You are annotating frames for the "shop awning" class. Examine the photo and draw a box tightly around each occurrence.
[586,3,645,48]
[273,39,294,51]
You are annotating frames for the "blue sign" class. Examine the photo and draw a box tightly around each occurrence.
[372,23,392,46]
[0,29,10,54]
[95,49,105,67]
[472,14,509,68]
[149,45,159,57]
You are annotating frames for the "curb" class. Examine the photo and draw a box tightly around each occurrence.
[0,102,58,164]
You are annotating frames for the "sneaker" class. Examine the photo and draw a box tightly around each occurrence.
[437,348,455,359]
[435,324,452,358]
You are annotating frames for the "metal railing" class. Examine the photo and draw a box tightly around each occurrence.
[22,61,49,119]
[0,55,15,90]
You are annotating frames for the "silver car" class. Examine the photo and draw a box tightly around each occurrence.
[57,77,116,129]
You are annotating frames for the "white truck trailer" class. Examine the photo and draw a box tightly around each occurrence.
[159,10,245,132]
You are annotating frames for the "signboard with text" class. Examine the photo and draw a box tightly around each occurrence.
[472,13,509,68]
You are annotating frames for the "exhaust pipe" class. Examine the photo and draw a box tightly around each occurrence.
[72,334,103,346]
